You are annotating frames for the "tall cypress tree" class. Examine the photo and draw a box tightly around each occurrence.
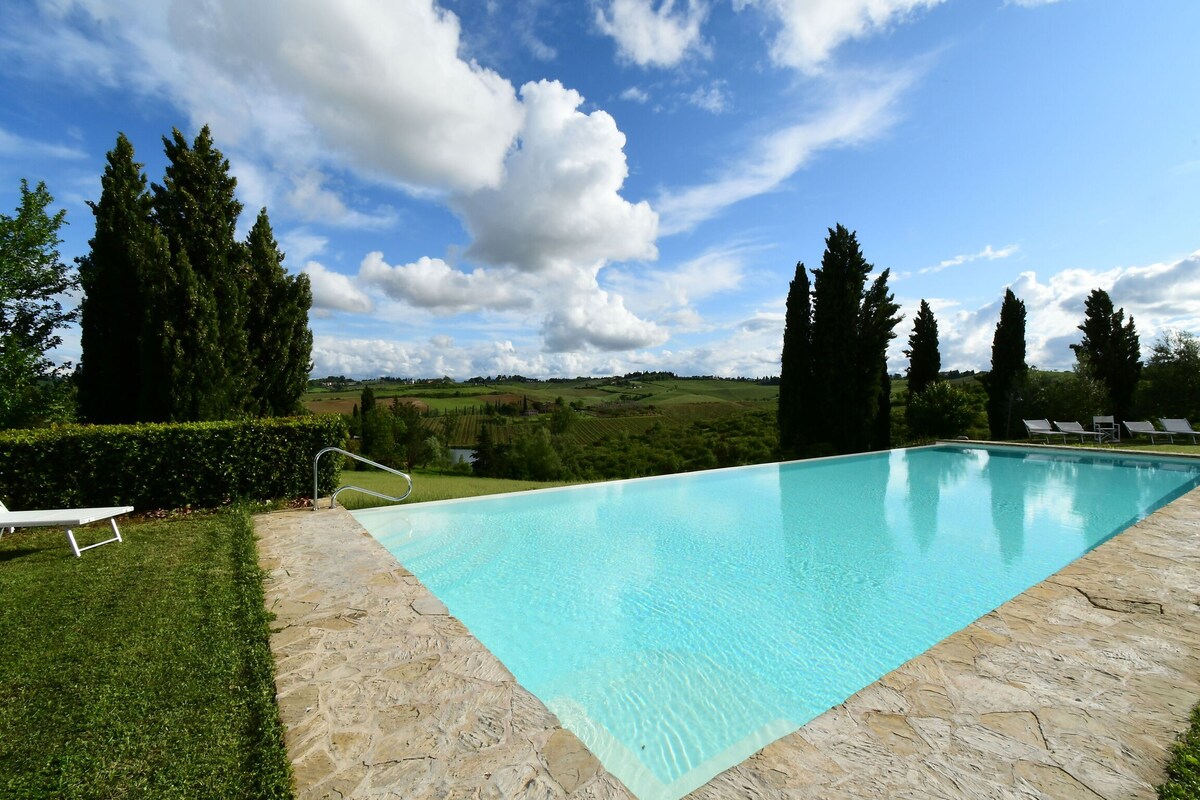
[874,363,893,451]
[244,209,313,416]
[808,225,901,453]
[153,126,248,418]
[984,288,1027,439]
[859,271,901,450]
[77,134,154,423]
[138,243,223,421]
[1069,288,1141,422]
[778,261,812,455]
[904,299,941,396]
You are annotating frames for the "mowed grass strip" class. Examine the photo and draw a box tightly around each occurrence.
[0,508,292,799]
[334,469,575,510]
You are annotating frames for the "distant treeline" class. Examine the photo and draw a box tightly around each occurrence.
[311,372,781,387]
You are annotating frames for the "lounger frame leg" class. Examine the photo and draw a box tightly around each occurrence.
[66,518,124,558]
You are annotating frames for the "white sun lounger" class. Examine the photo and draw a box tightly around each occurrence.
[1023,419,1067,443]
[1054,421,1107,444]
[0,500,133,557]
[1160,418,1200,444]
[1124,420,1173,443]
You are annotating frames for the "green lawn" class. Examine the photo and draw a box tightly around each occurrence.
[333,467,575,509]
[1021,439,1200,456]
[0,508,292,799]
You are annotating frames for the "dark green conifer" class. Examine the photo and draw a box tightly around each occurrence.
[983,288,1028,439]
[153,126,248,417]
[904,299,941,396]
[808,225,901,453]
[138,243,223,421]
[1070,288,1141,422]
[244,209,313,416]
[777,261,811,455]
[78,134,153,423]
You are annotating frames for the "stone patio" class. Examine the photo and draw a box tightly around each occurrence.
[257,477,1200,799]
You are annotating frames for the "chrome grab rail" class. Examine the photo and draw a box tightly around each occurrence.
[313,446,413,510]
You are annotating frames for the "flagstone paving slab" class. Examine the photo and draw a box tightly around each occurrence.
[257,482,1200,799]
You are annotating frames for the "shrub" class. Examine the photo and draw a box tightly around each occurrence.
[907,382,986,440]
[1015,371,1106,428]
[0,416,347,510]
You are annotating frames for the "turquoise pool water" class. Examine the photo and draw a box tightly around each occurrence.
[352,444,1200,800]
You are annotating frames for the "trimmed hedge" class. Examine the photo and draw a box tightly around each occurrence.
[0,416,347,510]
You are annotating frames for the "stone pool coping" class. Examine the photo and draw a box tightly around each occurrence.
[257,467,1200,798]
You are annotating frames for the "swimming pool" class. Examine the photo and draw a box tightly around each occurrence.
[352,444,1200,800]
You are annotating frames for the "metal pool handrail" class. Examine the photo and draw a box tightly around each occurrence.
[313,447,413,511]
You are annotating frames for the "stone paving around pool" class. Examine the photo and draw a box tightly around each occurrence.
[256,484,1200,800]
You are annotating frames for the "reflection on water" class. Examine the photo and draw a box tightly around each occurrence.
[986,452,1028,564]
[906,447,979,552]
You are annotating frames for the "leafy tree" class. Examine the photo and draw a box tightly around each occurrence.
[549,400,575,435]
[424,435,454,472]
[1014,370,1105,429]
[1069,288,1141,422]
[153,126,249,417]
[904,300,941,395]
[1136,330,1200,421]
[508,427,564,481]
[907,381,985,439]
[983,288,1027,439]
[77,134,154,423]
[808,225,901,453]
[0,180,77,428]
[778,261,812,455]
[244,208,313,416]
[360,405,396,465]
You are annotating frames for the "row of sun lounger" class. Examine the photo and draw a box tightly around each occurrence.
[1023,418,1199,445]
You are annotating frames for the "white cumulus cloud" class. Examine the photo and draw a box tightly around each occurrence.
[16,0,524,195]
[595,0,710,68]
[923,250,1200,374]
[736,0,946,73]
[357,252,532,314]
[302,261,374,314]
[455,79,659,272]
[543,288,668,352]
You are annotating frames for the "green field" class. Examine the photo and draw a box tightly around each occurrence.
[304,377,775,411]
[305,376,779,448]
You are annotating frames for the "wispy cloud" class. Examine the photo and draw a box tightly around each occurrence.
[685,81,728,113]
[656,70,915,234]
[0,128,87,160]
[920,243,1019,275]
[620,86,651,103]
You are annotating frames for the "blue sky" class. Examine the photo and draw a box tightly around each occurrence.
[3,0,1198,379]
